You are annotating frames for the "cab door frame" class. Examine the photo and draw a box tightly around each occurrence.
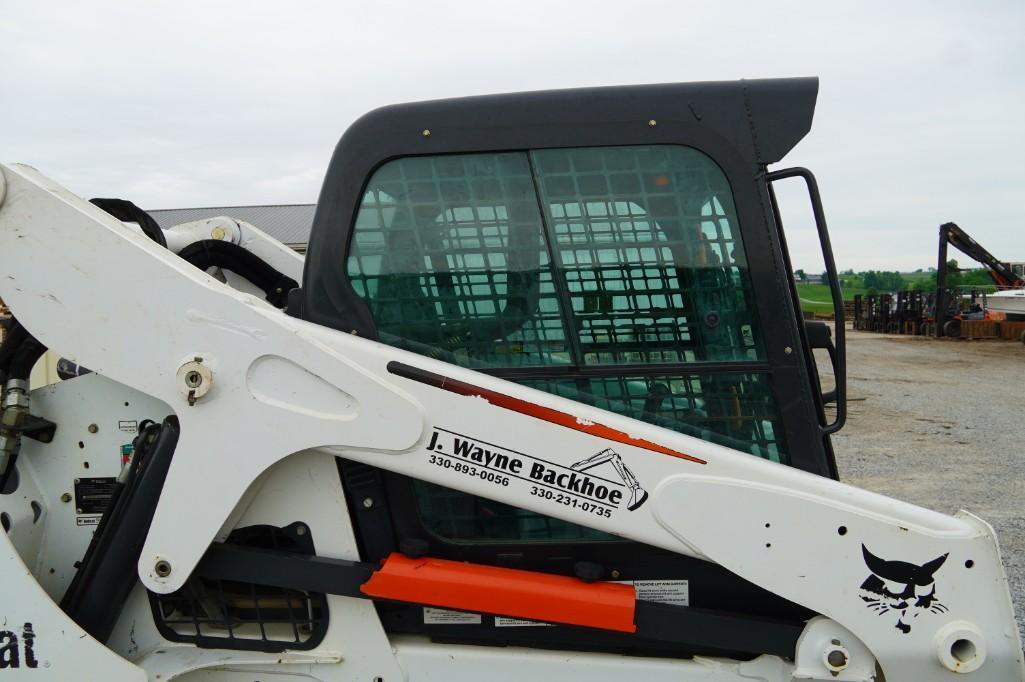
[300,77,837,477]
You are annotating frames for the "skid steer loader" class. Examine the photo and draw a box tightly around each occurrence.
[0,77,1020,681]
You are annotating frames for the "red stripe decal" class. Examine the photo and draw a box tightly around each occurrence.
[389,362,706,465]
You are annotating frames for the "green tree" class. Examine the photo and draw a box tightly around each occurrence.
[795,269,807,282]
[861,270,905,292]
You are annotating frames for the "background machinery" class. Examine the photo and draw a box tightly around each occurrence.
[935,222,1025,337]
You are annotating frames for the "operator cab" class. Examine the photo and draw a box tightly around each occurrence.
[296,77,846,656]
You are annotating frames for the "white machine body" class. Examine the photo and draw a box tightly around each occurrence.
[0,163,1020,681]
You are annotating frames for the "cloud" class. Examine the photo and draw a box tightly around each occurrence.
[1,0,1022,270]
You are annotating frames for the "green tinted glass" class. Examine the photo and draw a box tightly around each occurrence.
[531,146,761,365]
[520,372,784,463]
[346,146,784,544]
[347,153,570,368]
[412,370,784,544]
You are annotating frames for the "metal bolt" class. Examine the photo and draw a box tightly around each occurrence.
[421,129,431,138]
[296,524,307,536]
[87,423,98,434]
[210,226,226,240]
[60,493,71,503]
[362,497,374,509]
[826,647,848,670]
[154,559,172,577]
[610,569,621,579]
[184,371,203,389]
[647,119,657,127]
[784,346,793,355]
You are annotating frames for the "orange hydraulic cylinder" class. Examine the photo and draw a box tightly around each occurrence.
[360,553,637,633]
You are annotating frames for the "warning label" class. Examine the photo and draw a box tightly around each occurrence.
[74,477,117,515]
[420,579,687,627]
[494,617,555,627]
[423,608,481,625]
[617,579,689,607]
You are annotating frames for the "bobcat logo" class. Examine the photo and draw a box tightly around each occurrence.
[859,544,948,634]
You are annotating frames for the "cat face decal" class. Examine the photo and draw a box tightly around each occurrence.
[859,544,949,634]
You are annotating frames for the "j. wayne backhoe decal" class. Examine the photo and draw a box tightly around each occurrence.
[426,427,649,517]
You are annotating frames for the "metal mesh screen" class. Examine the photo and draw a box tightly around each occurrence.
[413,370,784,544]
[347,153,570,368]
[149,525,328,652]
[532,146,761,365]
[520,372,784,462]
[345,146,785,544]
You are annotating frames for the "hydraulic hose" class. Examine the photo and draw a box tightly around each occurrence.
[0,320,29,384]
[178,239,298,307]
[89,199,297,307]
[0,330,48,493]
[61,416,180,643]
[89,198,167,248]
[7,336,46,381]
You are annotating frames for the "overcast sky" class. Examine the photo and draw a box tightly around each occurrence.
[2,1,1022,271]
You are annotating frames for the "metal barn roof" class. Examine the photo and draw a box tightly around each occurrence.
[150,204,315,246]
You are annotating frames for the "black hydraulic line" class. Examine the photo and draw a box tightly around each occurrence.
[0,320,29,378]
[199,543,377,598]
[60,416,179,643]
[177,239,299,307]
[633,600,800,659]
[86,199,298,306]
[0,331,48,494]
[7,336,46,380]
[197,543,802,659]
[89,198,167,248]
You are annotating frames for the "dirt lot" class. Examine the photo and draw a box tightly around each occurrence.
[826,326,1024,639]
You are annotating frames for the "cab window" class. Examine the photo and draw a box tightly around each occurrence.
[346,145,785,543]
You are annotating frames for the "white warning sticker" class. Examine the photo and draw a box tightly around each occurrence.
[423,607,481,625]
[494,617,555,627]
[617,579,689,606]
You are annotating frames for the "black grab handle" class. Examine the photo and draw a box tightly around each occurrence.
[766,167,846,435]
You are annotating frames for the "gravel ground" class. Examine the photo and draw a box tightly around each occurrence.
[825,326,1024,641]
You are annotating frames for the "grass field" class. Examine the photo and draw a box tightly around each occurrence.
[795,282,867,314]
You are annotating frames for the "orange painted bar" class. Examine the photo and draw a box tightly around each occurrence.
[360,553,638,633]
